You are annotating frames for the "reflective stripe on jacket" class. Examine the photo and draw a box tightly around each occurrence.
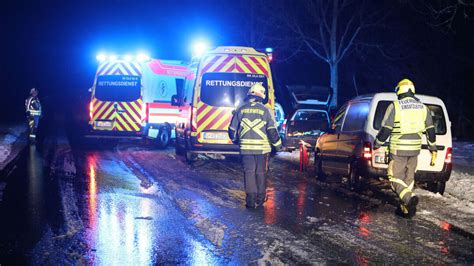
[25,97,42,116]
[228,99,282,155]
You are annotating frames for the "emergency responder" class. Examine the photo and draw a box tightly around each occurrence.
[229,83,282,208]
[374,79,437,218]
[25,88,42,142]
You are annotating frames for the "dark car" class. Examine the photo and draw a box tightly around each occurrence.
[280,109,330,152]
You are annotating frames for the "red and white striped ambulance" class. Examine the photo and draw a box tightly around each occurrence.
[174,46,275,162]
[89,55,188,147]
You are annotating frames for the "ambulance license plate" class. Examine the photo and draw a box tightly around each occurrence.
[203,132,227,140]
[96,121,112,128]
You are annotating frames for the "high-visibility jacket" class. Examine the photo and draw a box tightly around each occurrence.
[25,96,42,116]
[375,95,436,156]
[228,99,282,155]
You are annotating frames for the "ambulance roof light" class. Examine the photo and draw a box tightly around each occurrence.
[265,47,273,53]
[124,54,133,61]
[96,53,107,62]
[109,54,118,61]
[192,41,209,58]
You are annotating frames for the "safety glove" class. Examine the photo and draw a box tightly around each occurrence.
[430,151,437,166]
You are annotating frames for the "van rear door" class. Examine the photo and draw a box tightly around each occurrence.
[92,62,143,132]
[371,99,451,172]
[195,53,272,144]
[417,103,451,172]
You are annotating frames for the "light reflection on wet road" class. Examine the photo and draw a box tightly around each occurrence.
[81,152,221,265]
[1,137,473,264]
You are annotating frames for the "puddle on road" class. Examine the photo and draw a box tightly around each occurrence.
[79,152,222,264]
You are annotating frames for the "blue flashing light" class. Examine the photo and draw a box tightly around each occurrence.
[192,41,210,58]
[109,54,118,61]
[265,47,273,53]
[124,54,133,61]
[96,53,107,62]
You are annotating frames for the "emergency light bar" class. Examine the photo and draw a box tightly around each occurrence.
[95,52,151,62]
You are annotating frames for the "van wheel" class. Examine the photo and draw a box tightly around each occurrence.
[349,161,362,191]
[314,151,326,181]
[427,181,446,195]
[156,126,170,148]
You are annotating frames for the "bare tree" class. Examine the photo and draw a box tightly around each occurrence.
[408,0,474,32]
[280,0,388,107]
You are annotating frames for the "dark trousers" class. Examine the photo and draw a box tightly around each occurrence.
[241,154,266,195]
[28,115,40,139]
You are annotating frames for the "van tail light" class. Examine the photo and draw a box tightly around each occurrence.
[191,107,197,131]
[89,102,93,121]
[141,103,149,122]
[445,147,452,164]
[363,142,372,159]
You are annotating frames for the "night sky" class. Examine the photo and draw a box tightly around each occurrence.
[1,0,473,136]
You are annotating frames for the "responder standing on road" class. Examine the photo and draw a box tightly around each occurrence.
[229,83,282,208]
[25,88,42,142]
[374,79,437,218]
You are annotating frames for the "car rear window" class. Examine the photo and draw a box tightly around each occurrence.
[373,100,447,135]
[289,110,329,134]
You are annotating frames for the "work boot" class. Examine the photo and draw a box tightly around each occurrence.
[256,193,267,207]
[396,195,419,218]
[245,193,257,209]
[406,195,419,218]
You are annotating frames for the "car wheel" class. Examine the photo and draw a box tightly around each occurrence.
[314,151,326,181]
[349,161,362,191]
[436,181,446,195]
[156,126,170,148]
[428,181,446,195]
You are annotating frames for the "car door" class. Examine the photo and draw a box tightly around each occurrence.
[320,104,347,174]
[337,102,370,175]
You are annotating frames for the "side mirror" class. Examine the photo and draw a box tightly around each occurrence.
[171,95,180,106]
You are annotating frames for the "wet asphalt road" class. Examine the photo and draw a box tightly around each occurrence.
[0,121,473,264]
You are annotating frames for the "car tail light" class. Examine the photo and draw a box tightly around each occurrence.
[363,142,372,159]
[445,147,452,164]
[191,107,197,131]
[282,119,287,132]
[89,102,93,121]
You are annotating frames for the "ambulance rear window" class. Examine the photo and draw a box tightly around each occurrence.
[373,100,447,135]
[95,75,141,102]
[201,73,268,107]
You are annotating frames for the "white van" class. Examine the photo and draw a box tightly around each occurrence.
[314,93,452,194]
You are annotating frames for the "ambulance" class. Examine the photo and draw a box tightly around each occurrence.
[173,46,275,162]
[88,54,188,147]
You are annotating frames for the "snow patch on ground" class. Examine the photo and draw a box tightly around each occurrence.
[445,171,474,203]
[0,125,26,167]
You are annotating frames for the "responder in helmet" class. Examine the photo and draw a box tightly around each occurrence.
[25,88,42,142]
[229,83,282,208]
[374,79,437,218]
